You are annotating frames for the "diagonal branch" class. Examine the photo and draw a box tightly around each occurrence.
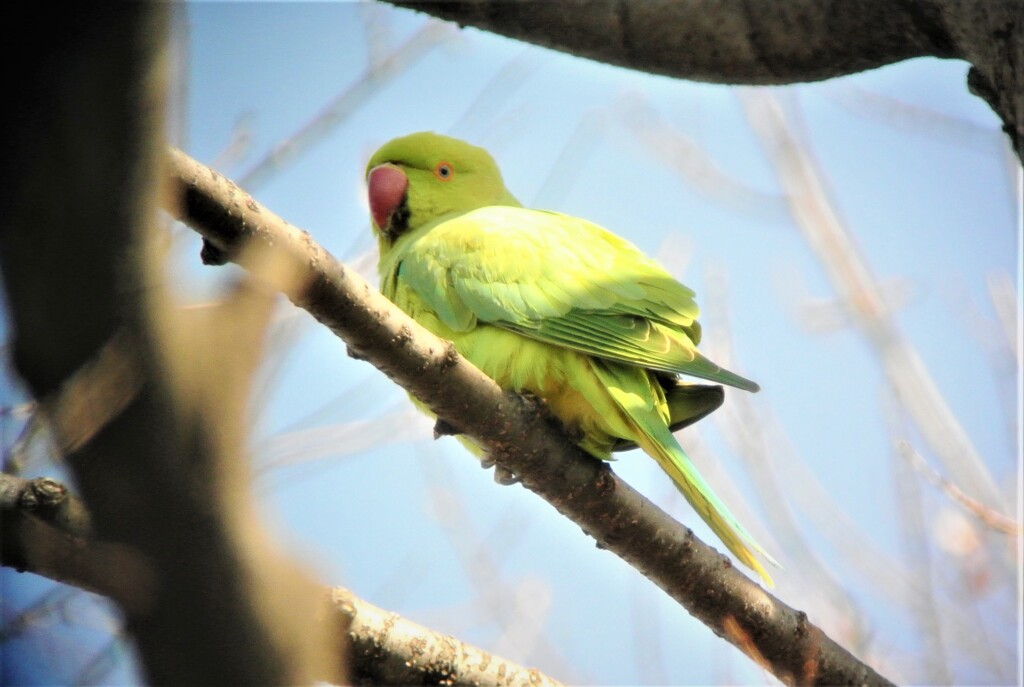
[334,588,564,687]
[164,147,894,686]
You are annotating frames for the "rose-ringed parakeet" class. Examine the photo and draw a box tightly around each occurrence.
[366,131,777,584]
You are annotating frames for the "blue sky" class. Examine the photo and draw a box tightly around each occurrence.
[2,3,1020,685]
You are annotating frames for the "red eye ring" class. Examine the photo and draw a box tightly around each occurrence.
[433,161,454,181]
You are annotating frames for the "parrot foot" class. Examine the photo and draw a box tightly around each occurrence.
[433,417,460,439]
[492,464,520,486]
[480,455,520,485]
[519,391,584,444]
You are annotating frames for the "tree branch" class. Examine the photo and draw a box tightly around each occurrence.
[164,147,894,686]
[387,0,947,83]
[333,588,565,686]
[0,472,564,687]
[383,0,1023,159]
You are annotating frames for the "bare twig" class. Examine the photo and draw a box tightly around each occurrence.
[164,146,894,686]
[897,440,1022,536]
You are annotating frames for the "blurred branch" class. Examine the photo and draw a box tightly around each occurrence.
[0,470,563,687]
[616,97,790,222]
[165,146,894,686]
[701,270,869,646]
[238,20,456,189]
[888,419,953,686]
[334,587,565,687]
[451,47,548,138]
[384,0,1023,158]
[0,5,340,683]
[420,457,580,680]
[897,440,1021,536]
[741,89,1008,515]
[987,272,1021,368]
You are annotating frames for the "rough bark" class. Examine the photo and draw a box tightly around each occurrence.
[164,148,894,686]
[385,0,1023,159]
[335,588,564,686]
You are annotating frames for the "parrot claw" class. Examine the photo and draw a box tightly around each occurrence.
[493,464,520,485]
[518,391,546,410]
[433,418,459,439]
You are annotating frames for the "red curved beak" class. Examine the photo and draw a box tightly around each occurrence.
[367,164,408,232]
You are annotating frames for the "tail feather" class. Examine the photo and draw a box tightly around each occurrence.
[593,362,777,585]
[640,427,777,586]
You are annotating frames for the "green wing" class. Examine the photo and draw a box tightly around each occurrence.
[396,206,759,392]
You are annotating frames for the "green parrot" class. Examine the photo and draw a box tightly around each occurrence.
[366,131,777,585]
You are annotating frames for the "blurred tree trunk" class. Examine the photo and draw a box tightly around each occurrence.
[386,0,1023,160]
[0,5,343,684]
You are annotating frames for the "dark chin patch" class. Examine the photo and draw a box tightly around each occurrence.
[383,196,411,243]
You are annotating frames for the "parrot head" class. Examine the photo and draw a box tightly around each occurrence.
[366,132,521,244]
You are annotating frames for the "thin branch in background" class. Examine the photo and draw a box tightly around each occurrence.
[238,21,456,190]
[74,633,124,687]
[738,87,1018,681]
[699,267,870,646]
[0,585,78,643]
[358,2,394,67]
[819,82,1020,203]
[886,404,952,686]
[615,96,790,222]
[820,82,1005,150]
[985,271,1023,454]
[740,87,1007,517]
[247,306,310,420]
[208,112,256,173]
[418,452,583,683]
[1,401,45,475]
[530,110,606,210]
[897,440,1021,536]
[450,47,548,138]
[987,271,1021,369]
[256,406,426,479]
[787,275,916,336]
[628,569,670,685]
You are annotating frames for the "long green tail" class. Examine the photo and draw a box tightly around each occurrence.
[593,364,778,585]
[639,420,777,586]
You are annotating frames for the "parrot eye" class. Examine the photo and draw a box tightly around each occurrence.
[433,162,454,181]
